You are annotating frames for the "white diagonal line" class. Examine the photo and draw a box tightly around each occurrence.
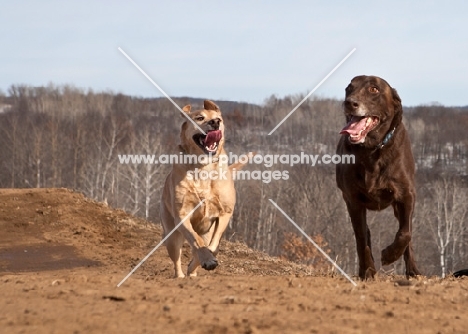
[117,199,205,287]
[117,47,206,135]
[268,48,356,135]
[269,199,357,286]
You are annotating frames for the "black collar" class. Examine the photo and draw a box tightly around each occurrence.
[376,125,397,150]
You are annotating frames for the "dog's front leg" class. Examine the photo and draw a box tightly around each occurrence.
[186,229,217,277]
[345,200,376,279]
[176,215,218,274]
[382,195,420,276]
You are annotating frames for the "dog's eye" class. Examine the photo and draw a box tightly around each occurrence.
[368,86,379,94]
[195,116,204,122]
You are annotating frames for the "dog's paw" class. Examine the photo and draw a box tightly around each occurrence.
[406,263,422,277]
[381,247,398,266]
[364,246,376,279]
[187,259,198,277]
[381,248,391,266]
[365,267,376,280]
[201,258,218,271]
[174,267,186,278]
[198,247,218,271]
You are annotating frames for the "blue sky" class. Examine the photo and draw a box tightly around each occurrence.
[1,1,467,106]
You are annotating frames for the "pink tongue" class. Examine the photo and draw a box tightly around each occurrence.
[340,116,368,136]
[204,130,222,146]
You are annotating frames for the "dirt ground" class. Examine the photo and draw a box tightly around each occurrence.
[0,188,467,334]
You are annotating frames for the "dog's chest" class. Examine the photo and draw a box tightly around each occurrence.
[186,180,233,216]
[205,197,225,217]
[355,165,395,210]
[357,188,394,210]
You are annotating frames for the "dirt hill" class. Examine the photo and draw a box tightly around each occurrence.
[0,188,467,333]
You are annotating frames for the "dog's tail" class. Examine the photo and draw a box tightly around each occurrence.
[228,152,256,171]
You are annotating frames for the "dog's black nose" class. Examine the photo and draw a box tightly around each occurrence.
[344,98,360,110]
[208,118,220,129]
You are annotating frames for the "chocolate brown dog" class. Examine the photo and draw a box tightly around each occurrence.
[336,75,421,279]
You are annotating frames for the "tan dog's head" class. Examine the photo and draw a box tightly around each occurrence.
[180,100,225,156]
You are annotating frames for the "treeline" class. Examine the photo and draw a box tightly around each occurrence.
[0,84,467,277]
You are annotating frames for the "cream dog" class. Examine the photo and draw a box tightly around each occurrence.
[160,100,242,278]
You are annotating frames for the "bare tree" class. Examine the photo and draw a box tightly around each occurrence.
[419,175,468,277]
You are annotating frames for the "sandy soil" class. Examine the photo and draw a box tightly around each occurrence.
[1,188,467,334]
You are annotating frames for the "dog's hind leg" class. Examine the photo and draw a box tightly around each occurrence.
[403,241,421,277]
[207,215,230,255]
[166,230,185,278]
[187,248,201,277]
[382,198,415,271]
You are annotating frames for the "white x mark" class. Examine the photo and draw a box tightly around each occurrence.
[268,48,356,135]
[118,47,206,135]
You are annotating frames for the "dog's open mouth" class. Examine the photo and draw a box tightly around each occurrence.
[340,116,379,144]
[193,130,222,154]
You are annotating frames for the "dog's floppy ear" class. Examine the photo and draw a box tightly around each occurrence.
[392,88,403,126]
[182,105,191,115]
[204,100,220,112]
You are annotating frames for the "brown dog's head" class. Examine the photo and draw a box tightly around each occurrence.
[180,100,225,156]
[340,75,402,145]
